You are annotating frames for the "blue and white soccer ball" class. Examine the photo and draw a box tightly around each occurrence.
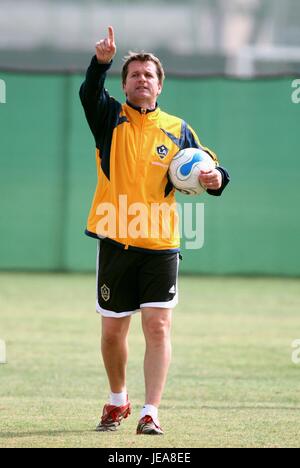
[168,147,216,195]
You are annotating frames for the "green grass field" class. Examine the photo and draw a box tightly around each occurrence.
[1,272,300,448]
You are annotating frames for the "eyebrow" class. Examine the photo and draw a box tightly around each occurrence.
[130,70,155,76]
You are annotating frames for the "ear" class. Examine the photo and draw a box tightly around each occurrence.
[157,83,163,96]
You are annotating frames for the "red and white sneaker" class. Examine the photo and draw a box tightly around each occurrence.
[96,401,132,432]
[136,415,164,435]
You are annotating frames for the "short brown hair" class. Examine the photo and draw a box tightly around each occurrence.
[122,52,165,86]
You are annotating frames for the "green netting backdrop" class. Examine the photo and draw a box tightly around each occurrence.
[0,70,299,275]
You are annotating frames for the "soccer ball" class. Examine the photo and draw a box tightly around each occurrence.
[168,147,216,195]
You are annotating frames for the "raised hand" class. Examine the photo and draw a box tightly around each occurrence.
[96,26,116,64]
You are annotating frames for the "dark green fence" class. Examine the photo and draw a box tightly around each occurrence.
[0,69,299,275]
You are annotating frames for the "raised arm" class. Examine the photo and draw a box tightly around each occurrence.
[80,26,116,101]
[80,26,122,148]
[79,27,118,138]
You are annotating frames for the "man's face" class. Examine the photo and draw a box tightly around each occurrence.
[123,61,162,108]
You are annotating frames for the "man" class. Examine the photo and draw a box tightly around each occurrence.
[80,26,230,435]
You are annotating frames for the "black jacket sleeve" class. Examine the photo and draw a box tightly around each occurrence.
[79,56,123,180]
[79,56,114,139]
[206,166,230,197]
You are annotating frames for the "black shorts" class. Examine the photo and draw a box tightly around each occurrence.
[96,240,180,318]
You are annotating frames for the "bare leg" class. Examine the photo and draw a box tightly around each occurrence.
[101,316,131,393]
[141,308,172,407]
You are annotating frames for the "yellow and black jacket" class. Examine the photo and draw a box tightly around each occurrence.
[80,56,230,253]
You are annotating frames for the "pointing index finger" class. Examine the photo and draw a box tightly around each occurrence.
[108,26,115,43]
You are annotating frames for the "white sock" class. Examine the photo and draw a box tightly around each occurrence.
[109,391,127,407]
[140,404,159,425]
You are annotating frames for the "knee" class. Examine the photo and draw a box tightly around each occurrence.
[102,321,128,347]
[102,330,121,347]
[143,317,171,344]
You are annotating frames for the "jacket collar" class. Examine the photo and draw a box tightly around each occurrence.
[126,100,158,114]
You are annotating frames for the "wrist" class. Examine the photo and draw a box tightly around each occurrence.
[92,55,113,68]
[96,58,113,65]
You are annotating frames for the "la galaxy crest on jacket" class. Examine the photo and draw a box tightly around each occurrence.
[79,56,220,253]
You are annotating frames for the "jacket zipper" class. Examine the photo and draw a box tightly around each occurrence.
[136,110,147,180]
